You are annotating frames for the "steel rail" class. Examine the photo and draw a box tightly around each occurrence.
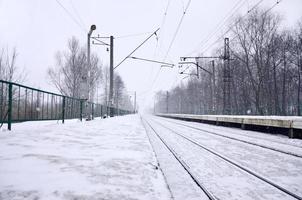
[158,116,302,158]
[150,118,302,200]
[161,116,302,149]
[142,117,217,200]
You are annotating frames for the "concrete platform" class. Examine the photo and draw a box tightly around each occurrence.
[157,114,302,139]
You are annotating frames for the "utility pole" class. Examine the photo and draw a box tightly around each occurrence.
[116,88,119,116]
[87,25,96,100]
[87,33,90,103]
[223,38,231,115]
[166,91,169,113]
[109,36,114,117]
[179,38,231,115]
[211,60,216,114]
[86,25,96,120]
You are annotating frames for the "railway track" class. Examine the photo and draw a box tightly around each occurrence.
[160,116,302,149]
[142,117,217,200]
[144,116,302,200]
[158,116,302,158]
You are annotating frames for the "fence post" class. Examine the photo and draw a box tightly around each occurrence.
[7,83,13,130]
[80,100,83,121]
[92,103,94,120]
[62,96,66,124]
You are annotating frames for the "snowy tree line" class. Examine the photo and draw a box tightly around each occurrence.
[155,8,302,116]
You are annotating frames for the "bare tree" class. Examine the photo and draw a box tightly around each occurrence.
[0,47,26,82]
[0,46,27,123]
[154,8,301,116]
[48,37,102,99]
[290,19,302,115]
[101,66,110,106]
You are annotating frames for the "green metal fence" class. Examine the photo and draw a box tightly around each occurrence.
[0,80,132,130]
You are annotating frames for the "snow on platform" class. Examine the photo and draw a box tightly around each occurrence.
[158,114,302,128]
[158,114,302,138]
[0,115,171,200]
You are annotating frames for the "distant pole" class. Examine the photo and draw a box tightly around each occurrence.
[7,83,12,130]
[116,90,119,116]
[223,38,231,115]
[87,33,90,102]
[212,60,216,114]
[166,91,169,113]
[109,36,114,117]
[195,58,200,79]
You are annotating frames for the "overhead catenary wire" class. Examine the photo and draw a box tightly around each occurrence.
[191,0,264,56]
[186,0,266,57]
[69,0,87,29]
[130,56,174,67]
[148,0,192,95]
[139,0,172,106]
[115,31,153,39]
[158,0,172,49]
[158,0,192,91]
[199,0,280,56]
[247,0,265,13]
[164,0,192,60]
[172,0,248,89]
[168,0,283,93]
[262,0,281,15]
[114,28,160,70]
[151,0,283,111]
[186,0,247,56]
[147,0,172,89]
[91,37,109,46]
[55,0,86,33]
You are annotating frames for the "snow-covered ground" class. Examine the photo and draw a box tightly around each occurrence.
[0,115,171,200]
[2,114,301,200]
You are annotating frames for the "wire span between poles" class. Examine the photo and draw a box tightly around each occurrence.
[114,28,160,70]
[130,56,174,67]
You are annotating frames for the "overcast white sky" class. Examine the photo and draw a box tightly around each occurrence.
[0,0,301,111]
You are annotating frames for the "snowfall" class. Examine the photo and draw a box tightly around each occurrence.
[0,115,171,200]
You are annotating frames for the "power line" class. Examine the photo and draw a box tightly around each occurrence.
[55,0,86,33]
[164,0,192,60]
[157,0,246,91]
[69,0,87,29]
[155,0,200,91]
[130,56,174,67]
[149,0,192,94]
[115,31,153,39]
[263,0,281,15]
[158,0,172,47]
[199,0,276,56]
[186,0,247,56]
[142,0,172,96]
[247,0,264,13]
[143,0,191,99]
[114,28,160,70]
[168,0,283,93]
